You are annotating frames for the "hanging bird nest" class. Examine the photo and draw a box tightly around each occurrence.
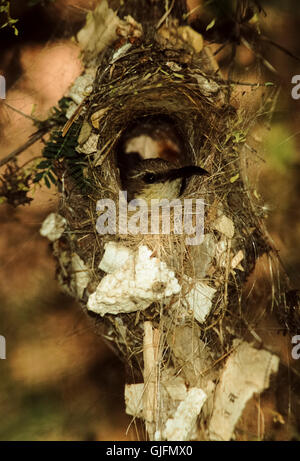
[52,22,268,354]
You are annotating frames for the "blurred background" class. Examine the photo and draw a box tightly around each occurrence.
[0,0,299,440]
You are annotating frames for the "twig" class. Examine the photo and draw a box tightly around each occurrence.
[143,321,161,440]
[212,76,277,87]
[213,42,228,56]
[0,130,46,168]
[3,102,38,123]
[62,99,86,137]
[241,37,277,74]
[156,0,175,30]
[261,36,300,63]
[182,3,202,20]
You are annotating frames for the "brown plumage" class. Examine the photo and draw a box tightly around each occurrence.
[119,155,209,202]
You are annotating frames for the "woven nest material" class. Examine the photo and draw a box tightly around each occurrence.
[50,26,274,371]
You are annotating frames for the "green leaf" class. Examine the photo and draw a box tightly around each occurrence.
[47,171,57,185]
[33,172,44,183]
[44,175,51,188]
[230,173,239,183]
[173,73,185,80]
[206,18,215,31]
[37,160,51,169]
[232,131,246,144]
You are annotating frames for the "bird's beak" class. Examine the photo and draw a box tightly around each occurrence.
[163,165,210,181]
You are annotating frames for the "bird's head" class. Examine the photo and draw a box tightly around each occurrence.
[120,155,209,201]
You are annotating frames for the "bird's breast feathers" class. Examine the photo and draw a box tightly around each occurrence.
[135,178,182,202]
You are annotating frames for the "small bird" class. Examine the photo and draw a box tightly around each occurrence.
[119,153,209,202]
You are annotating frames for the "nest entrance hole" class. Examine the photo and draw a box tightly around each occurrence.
[116,114,192,170]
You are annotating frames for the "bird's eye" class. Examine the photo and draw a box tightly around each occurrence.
[143,173,156,184]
